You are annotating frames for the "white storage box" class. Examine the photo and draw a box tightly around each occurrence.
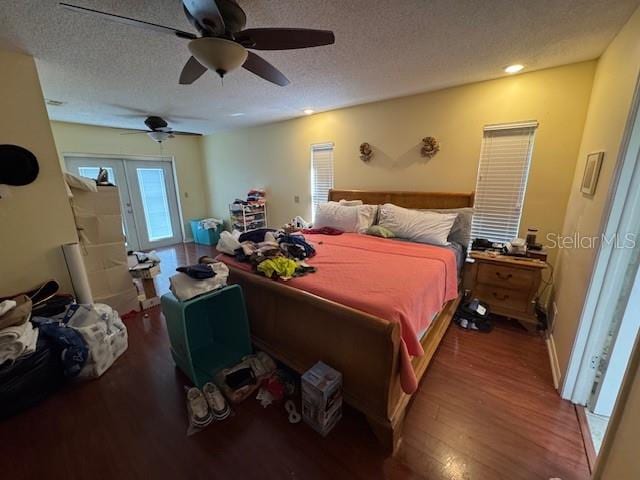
[302,361,342,436]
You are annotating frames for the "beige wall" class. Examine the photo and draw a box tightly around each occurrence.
[202,61,596,269]
[0,51,77,295]
[50,121,209,240]
[551,7,640,382]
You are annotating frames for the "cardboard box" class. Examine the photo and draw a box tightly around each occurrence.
[302,361,343,436]
[70,186,121,216]
[75,214,125,245]
[129,264,161,279]
[87,265,134,299]
[140,296,161,310]
[94,288,140,316]
[82,243,128,273]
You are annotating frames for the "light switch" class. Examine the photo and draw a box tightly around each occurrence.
[184,192,189,198]
[294,195,300,203]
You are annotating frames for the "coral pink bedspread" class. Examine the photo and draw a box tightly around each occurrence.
[219,233,459,393]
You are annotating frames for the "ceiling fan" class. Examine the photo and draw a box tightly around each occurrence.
[122,116,202,143]
[60,0,335,87]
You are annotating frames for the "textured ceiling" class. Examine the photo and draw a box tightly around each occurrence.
[1,0,638,134]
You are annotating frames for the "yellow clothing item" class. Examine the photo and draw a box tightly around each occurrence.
[257,257,298,279]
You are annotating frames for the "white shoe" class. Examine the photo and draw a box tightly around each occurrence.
[187,387,213,428]
[202,382,231,421]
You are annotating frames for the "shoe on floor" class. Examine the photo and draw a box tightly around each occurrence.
[202,382,231,421]
[187,387,213,428]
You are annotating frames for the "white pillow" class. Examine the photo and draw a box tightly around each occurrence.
[378,203,458,246]
[315,202,376,233]
[339,199,364,206]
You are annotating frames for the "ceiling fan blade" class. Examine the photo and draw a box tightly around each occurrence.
[236,28,335,50]
[243,51,290,87]
[182,0,225,35]
[120,131,151,135]
[59,3,197,39]
[171,131,203,136]
[179,56,208,85]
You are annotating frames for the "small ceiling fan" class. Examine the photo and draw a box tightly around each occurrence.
[60,0,335,87]
[122,116,202,143]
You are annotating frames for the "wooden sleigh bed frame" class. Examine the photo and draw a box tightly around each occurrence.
[226,189,475,452]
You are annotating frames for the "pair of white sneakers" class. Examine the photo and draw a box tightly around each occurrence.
[187,382,231,428]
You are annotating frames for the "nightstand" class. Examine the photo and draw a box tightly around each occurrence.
[465,251,547,332]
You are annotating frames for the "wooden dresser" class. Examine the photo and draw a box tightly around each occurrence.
[465,251,547,331]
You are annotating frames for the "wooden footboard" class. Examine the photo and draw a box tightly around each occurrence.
[227,266,459,453]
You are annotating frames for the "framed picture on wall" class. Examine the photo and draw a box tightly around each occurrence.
[581,151,604,195]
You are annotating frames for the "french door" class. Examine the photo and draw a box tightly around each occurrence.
[66,156,183,251]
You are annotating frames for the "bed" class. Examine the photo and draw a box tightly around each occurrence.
[222,189,474,452]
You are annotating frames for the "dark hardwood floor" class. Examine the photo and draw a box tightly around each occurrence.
[0,242,590,480]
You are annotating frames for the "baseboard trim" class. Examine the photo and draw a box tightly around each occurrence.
[546,333,561,390]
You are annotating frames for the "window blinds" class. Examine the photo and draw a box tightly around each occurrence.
[470,122,538,244]
[311,143,334,221]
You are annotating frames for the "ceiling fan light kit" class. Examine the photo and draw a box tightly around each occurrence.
[188,37,248,79]
[148,131,173,143]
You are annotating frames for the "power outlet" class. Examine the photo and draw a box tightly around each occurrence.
[294,195,300,203]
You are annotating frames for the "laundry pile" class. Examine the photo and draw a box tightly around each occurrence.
[198,217,223,231]
[217,228,318,280]
[169,256,230,301]
[0,280,129,419]
[0,296,38,365]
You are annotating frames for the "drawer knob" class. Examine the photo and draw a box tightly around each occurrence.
[492,292,510,301]
[495,272,513,281]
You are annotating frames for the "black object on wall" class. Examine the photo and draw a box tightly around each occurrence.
[0,144,40,186]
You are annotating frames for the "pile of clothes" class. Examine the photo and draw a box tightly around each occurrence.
[0,296,38,365]
[217,228,318,280]
[169,256,230,301]
[0,281,129,419]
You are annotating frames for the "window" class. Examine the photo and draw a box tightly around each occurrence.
[136,168,174,241]
[78,166,116,184]
[310,143,334,221]
[470,122,538,243]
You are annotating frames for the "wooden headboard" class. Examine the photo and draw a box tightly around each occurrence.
[328,189,474,209]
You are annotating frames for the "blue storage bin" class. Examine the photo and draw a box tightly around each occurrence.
[161,285,252,387]
[190,219,222,246]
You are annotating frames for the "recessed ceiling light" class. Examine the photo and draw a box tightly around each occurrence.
[230,112,245,117]
[303,108,315,115]
[45,99,66,106]
[504,64,524,74]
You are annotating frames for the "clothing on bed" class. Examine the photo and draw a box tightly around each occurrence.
[220,233,458,394]
[227,230,318,280]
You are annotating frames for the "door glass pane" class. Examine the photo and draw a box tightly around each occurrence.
[136,168,173,241]
[78,166,116,184]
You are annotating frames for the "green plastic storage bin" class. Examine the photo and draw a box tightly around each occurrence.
[161,285,252,388]
[190,219,222,246]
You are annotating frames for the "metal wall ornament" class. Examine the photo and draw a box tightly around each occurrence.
[359,142,373,162]
[421,136,440,158]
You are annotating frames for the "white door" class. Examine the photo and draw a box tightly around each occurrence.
[589,267,640,416]
[124,160,183,250]
[65,157,183,251]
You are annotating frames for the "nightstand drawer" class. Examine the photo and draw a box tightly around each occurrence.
[474,285,530,312]
[477,263,533,290]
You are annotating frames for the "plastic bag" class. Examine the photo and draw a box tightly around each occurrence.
[216,230,241,255]
[64,304,128,378]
